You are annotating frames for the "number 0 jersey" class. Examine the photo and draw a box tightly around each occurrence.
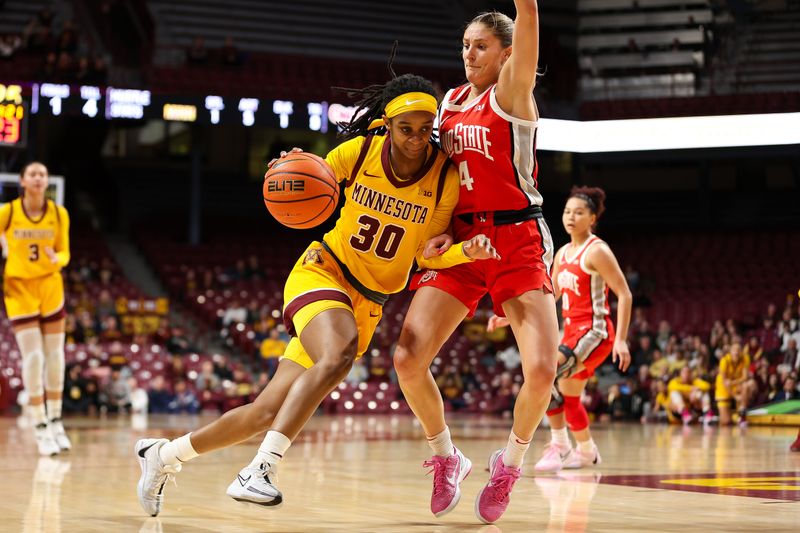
[438,84,541,214]
[556,236,610,328]
[323,134,463,295]
[0,198,70,279]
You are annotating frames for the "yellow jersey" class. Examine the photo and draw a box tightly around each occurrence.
[323,135,467,295]
[0,198,70,279]
[718,353,750,382]
[667,377,711,399]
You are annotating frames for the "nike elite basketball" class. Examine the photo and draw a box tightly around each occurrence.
[263,152,340,229]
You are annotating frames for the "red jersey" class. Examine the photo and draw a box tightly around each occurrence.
[438,84,541,215]
[556,236,611,330]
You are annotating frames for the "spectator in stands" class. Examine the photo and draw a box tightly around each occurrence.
[624,265,640,293]
[633,335,655,369]
[101,315,123,341]
[169,379,200,414]
[345,359,369,386]
[148,375,174,414]
[166,354,187,383]
[23,6,54,52]
[222,300,247,327]
[774,376,799,402]
[260,329,287,374]
[219,36,242,67]
[64,314,79,345]
[645,379,674,424]
[195,360,222,394]
[187,36,209,65]
[96,289,117,322]
[63,364,92,414]
[607,383,632,420]
[780,339,798,374]
[491,372,518,418]
[369,353,389,381]
[130,377,149,414]
[107,341,129,373]
[212,354,234,381]
[460,362,479,393]
[166,326,194,355]
[582,377,605,421]
[497,344,521,370]
[656,321,672,351]
[102,368,132,413]
[246,301,262,325]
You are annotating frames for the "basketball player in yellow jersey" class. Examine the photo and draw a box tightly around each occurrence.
[0,161,71,456]
[715,341,751,426]
[135,73,500,516]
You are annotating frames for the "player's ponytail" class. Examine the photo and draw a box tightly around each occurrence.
[334,43,437,141]
[569,186,606,227]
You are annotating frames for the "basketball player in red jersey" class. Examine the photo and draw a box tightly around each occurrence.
[490,187,632,473]
[393,1,560,524]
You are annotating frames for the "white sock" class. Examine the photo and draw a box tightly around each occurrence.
[577,438,596,455]
[249,430,292,468]
[551,427,570,449]
[31,404,47,425]
[426,426,455,457]
[159,433,199,466]
[47,399,62,421]
[504,431,531,468]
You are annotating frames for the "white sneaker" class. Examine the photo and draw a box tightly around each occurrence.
[49,419,72,451]
[136,438,181,516]
[534,442,570,472]
[562,445,602,469]
[34,423,60,456]
[226,462,283,508]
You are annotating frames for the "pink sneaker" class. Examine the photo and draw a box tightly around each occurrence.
[562,445,602,469]
[423,447,472,517]
[534,442,570,472]
[474,449,521,524]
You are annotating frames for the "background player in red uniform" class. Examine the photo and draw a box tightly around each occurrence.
[393,1,560,524]
[492,186,632,472]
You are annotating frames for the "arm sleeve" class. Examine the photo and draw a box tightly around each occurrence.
[324,136,365,183]
[416,164,474,270]
[54,205,71,267]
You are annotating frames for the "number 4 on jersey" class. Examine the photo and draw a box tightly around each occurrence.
[458,161,474,191]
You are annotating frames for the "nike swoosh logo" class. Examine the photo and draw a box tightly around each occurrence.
[405,99,425,106]
[238,474,251,486]
[369,313,380,317]
[364,170,381,178]
[247,486,274,497]
[138,442,157,458]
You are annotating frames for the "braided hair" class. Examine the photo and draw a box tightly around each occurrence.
[335,44,437,140]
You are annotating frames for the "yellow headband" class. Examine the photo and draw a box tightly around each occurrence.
[368,92,438,130]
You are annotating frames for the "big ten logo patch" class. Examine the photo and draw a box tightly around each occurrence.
[303,248,324,266]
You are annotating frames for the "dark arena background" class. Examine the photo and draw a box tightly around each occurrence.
[0,1,798,532]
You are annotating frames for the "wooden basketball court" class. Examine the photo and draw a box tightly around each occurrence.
[1,414,798,532]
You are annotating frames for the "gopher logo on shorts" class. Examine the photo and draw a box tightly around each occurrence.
[419,270,438,283]
[303,248,324,266]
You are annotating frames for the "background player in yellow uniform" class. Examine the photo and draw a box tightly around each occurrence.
[0,161,71,456]
[135,73,500,516]
[668,366,712,426]
[715,341,751,426]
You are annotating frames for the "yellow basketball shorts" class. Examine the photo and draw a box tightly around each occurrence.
[3,272,66,324]
[281,242,383,369]
[715,377,738,404]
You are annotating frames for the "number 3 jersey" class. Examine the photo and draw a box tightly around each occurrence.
[323,134,464,295]
[0,198,71,279]
[438,84,542,214]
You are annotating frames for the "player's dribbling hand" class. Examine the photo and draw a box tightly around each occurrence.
[612,339,631,372]
[487,314,510,332]
[462,234,500,261]
[266,147,303,170]
[43,246,58,264]
[422,234,453,259]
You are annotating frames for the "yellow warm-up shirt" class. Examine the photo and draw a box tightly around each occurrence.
[0,198,70,279]
[718,353,750,382]
[323,135,469,295]
[667,377,711,399]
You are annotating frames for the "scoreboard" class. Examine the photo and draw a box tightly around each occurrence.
[0,84,28,148]
[25,81,356,133]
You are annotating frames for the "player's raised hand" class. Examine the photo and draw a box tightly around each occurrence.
[43,246,58,264]
[487,314,510,332]
[612,339,631,372]
[462,234,501,261]
[266,147,304,170]
[422,234,453,259]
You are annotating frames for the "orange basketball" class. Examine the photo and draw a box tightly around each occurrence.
[263,152,339,229]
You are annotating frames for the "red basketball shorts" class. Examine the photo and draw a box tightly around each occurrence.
[562,318,615,380]
[410,216,554,317]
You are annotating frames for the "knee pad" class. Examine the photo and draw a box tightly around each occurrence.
[556,345,577,380]
[43,333,66,392]
[563,395,589,432]
[16,329,45,398]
